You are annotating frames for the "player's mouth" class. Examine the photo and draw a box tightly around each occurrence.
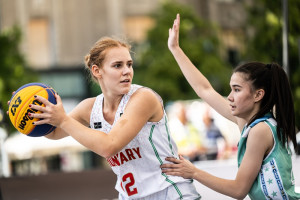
[120,79,130,83]
[230,104,236,111]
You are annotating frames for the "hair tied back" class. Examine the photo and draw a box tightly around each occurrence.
[266,63,273,70]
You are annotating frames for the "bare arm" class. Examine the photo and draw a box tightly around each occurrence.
[161,123,272,199]
[168,14,236,123]
[45,98,95,140]
[30,89,162,158]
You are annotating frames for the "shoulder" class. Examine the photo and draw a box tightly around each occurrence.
[69,97,97,125]
[247,122,273,153]
[126,87,163,121]
[131,87,161,103]
[76,97,97,110]
[248,122,272,140]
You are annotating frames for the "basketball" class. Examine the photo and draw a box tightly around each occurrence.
[8,83,57,137]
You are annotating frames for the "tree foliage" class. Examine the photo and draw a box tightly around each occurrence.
[133,1,232,103]
[0,27,38,133]
[243,0,300,129]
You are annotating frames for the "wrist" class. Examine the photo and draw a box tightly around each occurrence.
[192,167,200,180]
[170,46,182,55]
[59,115,70,131]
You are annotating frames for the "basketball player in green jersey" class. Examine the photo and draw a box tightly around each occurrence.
[162,14,300,200]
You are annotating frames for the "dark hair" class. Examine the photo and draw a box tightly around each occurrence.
[234,61,297,152]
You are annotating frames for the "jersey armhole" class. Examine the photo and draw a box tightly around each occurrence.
[262,120,276,162]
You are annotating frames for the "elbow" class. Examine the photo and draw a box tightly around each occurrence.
[233,188,248,200]
[234,193,247,200]
[94,140,119,158]
[44,130,60,140]
[101,148,117,159]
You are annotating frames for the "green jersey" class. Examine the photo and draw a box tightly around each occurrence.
[237,113,300,200]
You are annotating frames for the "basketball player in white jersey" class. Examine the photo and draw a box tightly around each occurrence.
[28,37,201,199]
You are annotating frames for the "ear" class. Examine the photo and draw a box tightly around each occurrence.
[91,64,102,79]
[254,89,265,102]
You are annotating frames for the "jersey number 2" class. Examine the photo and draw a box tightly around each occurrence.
[122,172,138,196]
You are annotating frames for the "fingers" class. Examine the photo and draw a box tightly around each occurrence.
[161,168,178,175]
[32,118,49,125]
[170,13,180,31]
[179,154,185,160]
[161,164,182,177]
[29,103,47,113]
[34,95,52,107]
[7,91,16,106]
[28,95,55,119]
[165,156,181,163]
[55,92,62,104]
[177,13,180,25]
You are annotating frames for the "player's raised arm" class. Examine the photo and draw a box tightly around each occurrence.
[168,14,236,124]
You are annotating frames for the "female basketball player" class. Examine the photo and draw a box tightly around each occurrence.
[161,14,300,199]
[27,36,201,199]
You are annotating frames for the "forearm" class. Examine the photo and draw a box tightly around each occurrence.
[59,116,114,158]
[170,46,235,122]
[193,169,248,199]
[170,46,212,98]
[45,127,69,140]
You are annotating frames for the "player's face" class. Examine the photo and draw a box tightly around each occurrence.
[227,72,258,121]
[100,46,133,95]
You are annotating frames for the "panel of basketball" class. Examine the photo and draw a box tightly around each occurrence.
[8,83,57,137]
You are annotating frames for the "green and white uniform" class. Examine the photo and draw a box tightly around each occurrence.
[237,113,300,200]
[90,84,201,200]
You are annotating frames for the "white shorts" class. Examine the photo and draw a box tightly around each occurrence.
[118,180,201,200]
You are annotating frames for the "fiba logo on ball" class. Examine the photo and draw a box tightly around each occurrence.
[8,83,57,137]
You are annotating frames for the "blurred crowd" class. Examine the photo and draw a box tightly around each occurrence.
[167,101,238,162]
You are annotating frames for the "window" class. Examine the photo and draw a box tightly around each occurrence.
[28,18,51,68]
[123,16,154,42]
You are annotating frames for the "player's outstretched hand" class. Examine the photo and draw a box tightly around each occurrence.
[28,93,67,127]
[161,155,197,179]
[168,13,180,52]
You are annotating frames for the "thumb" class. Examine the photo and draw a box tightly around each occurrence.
[55,92,62,105]
[179,155,185,160]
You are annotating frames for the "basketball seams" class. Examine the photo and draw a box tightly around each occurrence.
[15,85,48,130]
[45,87,57,104]
[9,83,57,136]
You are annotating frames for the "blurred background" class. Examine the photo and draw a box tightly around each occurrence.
[0,0,299,199]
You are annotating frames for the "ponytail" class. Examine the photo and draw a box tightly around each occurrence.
[234,62,297,152]
[269,63,296,152]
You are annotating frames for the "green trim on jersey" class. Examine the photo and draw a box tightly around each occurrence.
[162,173,183,200]
[149,124,163,165]
[148,124,183,200]
[164,116,175,155]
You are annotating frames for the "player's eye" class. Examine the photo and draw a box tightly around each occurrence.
[113,63,122,68]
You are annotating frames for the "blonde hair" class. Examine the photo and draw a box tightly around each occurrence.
[84,37,131,82]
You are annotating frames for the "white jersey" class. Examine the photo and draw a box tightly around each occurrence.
[90,84,195,199]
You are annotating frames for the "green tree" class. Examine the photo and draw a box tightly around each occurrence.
[243,0,300,129]
[133,1,232,103]
[0,27,38,133]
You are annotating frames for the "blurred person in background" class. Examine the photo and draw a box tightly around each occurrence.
[168,102,205,161]
[202,107,229,160]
